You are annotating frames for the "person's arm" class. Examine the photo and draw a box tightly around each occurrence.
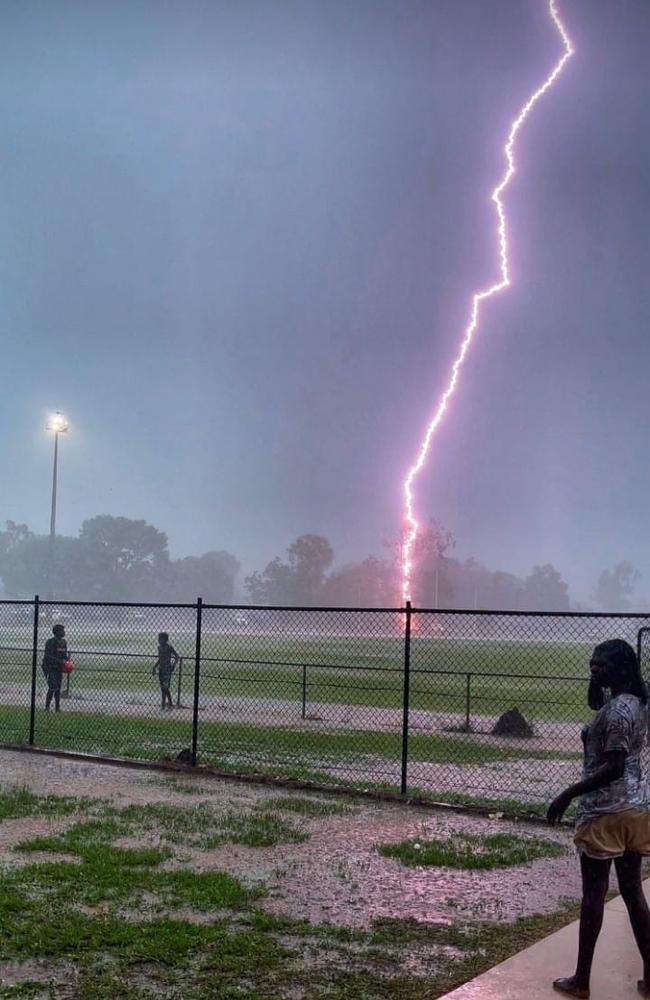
[43,638,54,668]
[170,646,179,668]
[547,749,626,824]
[152,656,160,676]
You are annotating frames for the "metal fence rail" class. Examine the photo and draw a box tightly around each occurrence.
[1,597,649,812]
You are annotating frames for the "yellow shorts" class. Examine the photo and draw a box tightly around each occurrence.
[574,808,650,860]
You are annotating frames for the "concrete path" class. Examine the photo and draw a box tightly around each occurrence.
[438,880,649,999]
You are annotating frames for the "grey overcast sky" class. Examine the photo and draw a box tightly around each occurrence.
[0,0,648,601]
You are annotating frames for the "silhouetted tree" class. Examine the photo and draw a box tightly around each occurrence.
[0,533,93,599]
[78,516,170,600]
[523,564,569,612]
[245,556,294,605]
[169,551,240,603]
[490,570,524,610]
[0,520,33,560]
[594,562,641,611]
[322,555,395,607]
[245,534,334,605]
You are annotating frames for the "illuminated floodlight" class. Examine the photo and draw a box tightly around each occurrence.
[46,411,69,434]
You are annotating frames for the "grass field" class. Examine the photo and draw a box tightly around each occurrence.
[0,700,581,813]
[0,626,595,809]
[0,704,579,765]
[0,629,595,722]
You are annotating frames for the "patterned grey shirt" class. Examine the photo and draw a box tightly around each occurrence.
[576,692,649,824]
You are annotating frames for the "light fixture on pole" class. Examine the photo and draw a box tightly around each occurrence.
[46,411,69,597]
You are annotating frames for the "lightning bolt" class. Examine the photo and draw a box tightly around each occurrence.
[400,0,573,605]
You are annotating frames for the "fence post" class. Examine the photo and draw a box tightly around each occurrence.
[637,628,649,675]
[29,595,40,746]
[400,601,412,796]
[177,656,183,708]
[465,673,472,731]
[301,664,307,719]
[190,598,203,766]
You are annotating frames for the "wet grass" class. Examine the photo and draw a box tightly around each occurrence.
[408,788,576,820]
[0,875,580,999]
[0,986,45,999]
[0,777,582,999]
[0,704,580,819]
[147,774,353,816]
[0,784,101,822]
[0,705,579,769]
[256,795,350,817]
[0,629,592,721]
[16,798,308,854]
[185,766,569,818]
[8,850,261,913]
[378,830,567,870]
[118,800,308,848]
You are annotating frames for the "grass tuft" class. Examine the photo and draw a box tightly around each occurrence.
[378,830,567,870]
[0,784,100,821]
[256,795,350,817]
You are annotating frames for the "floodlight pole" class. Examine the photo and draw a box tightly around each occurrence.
[47,431,60,599]
[46,412,68,599]
[49,430,59,547]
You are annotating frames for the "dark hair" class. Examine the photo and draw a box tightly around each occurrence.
[592,638,647,705]
[52,624,65,636]
[158,632,169,643]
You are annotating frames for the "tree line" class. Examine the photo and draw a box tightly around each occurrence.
[0,516,642,610]
[243,523,573,611]
[0,517,239,603]
[243,523,643,612]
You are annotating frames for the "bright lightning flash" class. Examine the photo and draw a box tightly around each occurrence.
[401,0,573,605]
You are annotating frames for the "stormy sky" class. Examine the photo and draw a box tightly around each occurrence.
[0,0,648,602]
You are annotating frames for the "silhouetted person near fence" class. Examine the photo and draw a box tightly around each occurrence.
[42,624,68,713]
[547,639,650,998]
[153,632,178,711]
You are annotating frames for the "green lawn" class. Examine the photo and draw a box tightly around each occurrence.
[1,630,594,722]
[0,704,578,765]
[0,626,589,811]
[0,702,579,812]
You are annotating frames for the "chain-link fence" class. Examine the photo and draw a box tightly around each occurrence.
[1,598,649,812]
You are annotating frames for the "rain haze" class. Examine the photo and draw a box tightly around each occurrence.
[1,0,649,607]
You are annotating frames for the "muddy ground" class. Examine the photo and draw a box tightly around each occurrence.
[0,747,585,930]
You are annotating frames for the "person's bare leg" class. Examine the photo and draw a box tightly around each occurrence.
[54,690,61,712]
[553,854,611,998]
[614,851,650,995]
[45,689,53,711]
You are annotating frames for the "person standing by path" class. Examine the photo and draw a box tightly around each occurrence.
[547,638,650,998]
[153,632,179,711]
[42,623,68,712]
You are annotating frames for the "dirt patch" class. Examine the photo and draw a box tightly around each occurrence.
[248,808,579,927]
[0,957,67,987]
[0,814,81,866]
